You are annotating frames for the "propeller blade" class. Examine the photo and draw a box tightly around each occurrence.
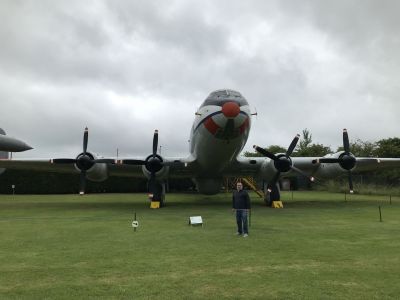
[253,145,277,161]
[286,134,300,157]
[83,127,89,154]
[52,158,76,164]
[343,128,350,153]
[121,159,146,165]
[94,159,116,164]
[348,171,354,193]
[79,170,87,195]
[291,166,315,182]
[152,130,158,158]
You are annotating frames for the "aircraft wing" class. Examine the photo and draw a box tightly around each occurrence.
[290,157,400,176]
[225,156,400,181]
[352,158,400,172]
[223,157,266,177]
[0,159,77,174]
[0,156,198,179]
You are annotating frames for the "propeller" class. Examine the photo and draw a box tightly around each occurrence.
[312,129,356,193]
[120,130,164,198]
[253,134,314,192]
[52,127,115,195]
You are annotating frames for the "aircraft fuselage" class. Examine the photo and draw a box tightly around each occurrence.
[189,89,251,193]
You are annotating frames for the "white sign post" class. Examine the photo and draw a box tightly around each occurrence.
[189,216,203,226]
[11,185,15,196]
[132,212,138,232]
[131,220,139,228]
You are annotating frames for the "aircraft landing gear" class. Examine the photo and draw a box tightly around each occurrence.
[264,183,280,207]
[151,181,166,207]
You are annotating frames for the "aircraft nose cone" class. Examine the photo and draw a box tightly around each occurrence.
[222,102,240,118]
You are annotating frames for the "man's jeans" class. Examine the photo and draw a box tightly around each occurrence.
[236,209,248,234]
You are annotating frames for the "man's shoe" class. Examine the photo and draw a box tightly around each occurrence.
[236,232,241,236]
[243,233,248,237]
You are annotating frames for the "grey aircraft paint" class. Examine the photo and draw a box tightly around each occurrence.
[0,128,33,152]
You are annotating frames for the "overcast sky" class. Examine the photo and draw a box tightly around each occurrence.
[1,0,399,159]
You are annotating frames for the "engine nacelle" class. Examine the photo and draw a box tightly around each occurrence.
[74,152,108,182]
[258,154,293,180]
[258,159,277,181]
[142,165,169,181]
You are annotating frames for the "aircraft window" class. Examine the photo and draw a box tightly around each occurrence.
[200,97,249,107]
[200,98,249,107]
[210,90,242,97]
[199,90,249,107]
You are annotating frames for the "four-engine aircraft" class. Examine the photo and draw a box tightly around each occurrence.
[1,89,400,205]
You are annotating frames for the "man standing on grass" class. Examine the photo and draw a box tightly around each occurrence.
[232,182,251,237]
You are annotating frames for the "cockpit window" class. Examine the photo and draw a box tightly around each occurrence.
[200,89,249,107]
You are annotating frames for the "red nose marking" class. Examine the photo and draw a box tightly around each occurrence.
[222,102,240,118]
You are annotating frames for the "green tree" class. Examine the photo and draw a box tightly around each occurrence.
[337,139,376,157]
[294,129,332,157]
[298,129,312,152]
[374,138,400,157]
[372,138,400,184]
[294,143,332,157]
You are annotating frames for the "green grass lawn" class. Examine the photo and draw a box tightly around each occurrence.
[0,191,399,299]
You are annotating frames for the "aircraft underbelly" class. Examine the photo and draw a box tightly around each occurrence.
[192,126,247,175]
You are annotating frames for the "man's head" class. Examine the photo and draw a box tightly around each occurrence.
[236,182,243,191]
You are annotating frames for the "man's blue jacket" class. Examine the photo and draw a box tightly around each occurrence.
[232,189,251,209]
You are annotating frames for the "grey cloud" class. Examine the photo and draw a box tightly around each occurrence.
[0,0,398,160]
